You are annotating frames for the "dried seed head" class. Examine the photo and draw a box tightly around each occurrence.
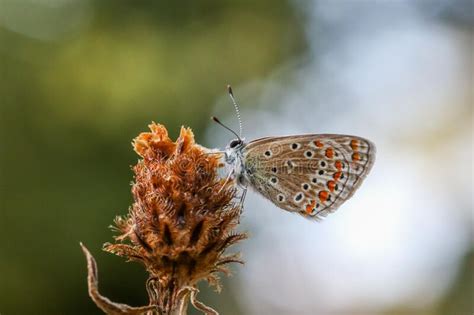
[99,123,245,314]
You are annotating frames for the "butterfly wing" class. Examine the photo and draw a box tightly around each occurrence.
[241,134,375,220]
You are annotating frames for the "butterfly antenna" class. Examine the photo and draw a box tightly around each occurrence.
[211,116,242,141]
[227,85,243,138]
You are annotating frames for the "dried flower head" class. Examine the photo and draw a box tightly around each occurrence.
[81,123,246,315]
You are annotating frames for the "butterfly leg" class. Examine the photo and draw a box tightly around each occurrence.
[217,168,235,194]
[238,186,247,211]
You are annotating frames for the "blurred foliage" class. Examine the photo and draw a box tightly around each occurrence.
[436,249,473,315]
[0,1,305,314]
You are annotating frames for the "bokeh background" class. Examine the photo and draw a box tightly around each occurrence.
[0,0,472,314]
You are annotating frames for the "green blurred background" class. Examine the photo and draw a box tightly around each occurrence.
[0,1,472,314]
[0,1,305,314]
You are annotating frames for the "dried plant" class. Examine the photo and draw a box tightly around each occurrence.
[81,123,246,315]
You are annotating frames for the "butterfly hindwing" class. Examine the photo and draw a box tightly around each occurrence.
[241,134,375,220]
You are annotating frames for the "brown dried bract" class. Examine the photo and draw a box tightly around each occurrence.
[82,123,246,315]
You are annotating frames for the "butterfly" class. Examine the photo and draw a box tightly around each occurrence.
[214,86,376,220]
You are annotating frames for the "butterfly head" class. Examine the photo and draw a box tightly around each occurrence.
[224,138,245,164]
[211,115,245,164]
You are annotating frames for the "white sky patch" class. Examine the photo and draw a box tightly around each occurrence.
[206,1,471,314]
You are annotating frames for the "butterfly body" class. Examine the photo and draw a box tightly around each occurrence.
[224,134,375,220]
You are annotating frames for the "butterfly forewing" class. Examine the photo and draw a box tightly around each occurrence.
[242,135,375,220]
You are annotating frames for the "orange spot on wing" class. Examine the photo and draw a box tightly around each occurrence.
[318,190,329,203]
[350,139,359,151]
[306,200,316,214]
[314,140,324,148]
[335,161,342,170]
[325,148,334,159]
[327,180,336,192]
[333,171,342,181]
[352,153,361,161]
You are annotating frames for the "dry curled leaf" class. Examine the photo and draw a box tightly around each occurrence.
[80,243,156,315]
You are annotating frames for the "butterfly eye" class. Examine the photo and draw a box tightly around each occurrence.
[229,139,242,148]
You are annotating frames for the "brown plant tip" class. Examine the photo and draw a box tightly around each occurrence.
[97,122,246,314]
